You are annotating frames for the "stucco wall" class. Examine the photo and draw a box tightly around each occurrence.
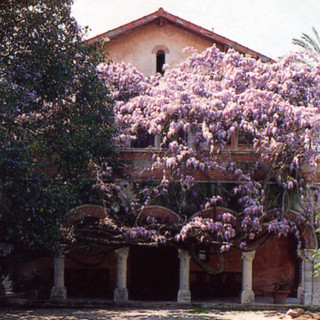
[105,23,214,76]
[189,236,298,299]
[253,235,298,297]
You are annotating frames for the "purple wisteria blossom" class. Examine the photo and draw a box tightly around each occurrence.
[96,46,320,251]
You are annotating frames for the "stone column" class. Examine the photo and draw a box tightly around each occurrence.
[312,255,320,306]
[2,273,13,295]
[50,255,67,300]
[154,134,161,148]
[177,249,191,303]
[299,249,314,306]
[241,250,256,304]
[114,247,129,302]
[187,132,195,147]
[297,249,305,300]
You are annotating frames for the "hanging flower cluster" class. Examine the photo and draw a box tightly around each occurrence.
[95,46,320,251]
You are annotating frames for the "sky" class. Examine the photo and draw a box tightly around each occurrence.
[71,0,320,60]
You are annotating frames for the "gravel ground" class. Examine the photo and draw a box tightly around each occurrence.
[0,308,289,320]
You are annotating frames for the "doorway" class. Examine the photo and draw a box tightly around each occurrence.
[129,246,179,301]
[65,268,111,298]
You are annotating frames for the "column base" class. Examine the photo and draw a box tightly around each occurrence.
[297,285,304,300]
[312,296,320,306]
[114,288,128,302]
[312,275,320,306]
[302,292,312,306]
[50,286,67,300]
[3,277,13,294]
[241,289,255,304]
[177,289,191,303]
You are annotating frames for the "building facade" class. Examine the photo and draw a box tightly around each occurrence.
[6,8,320,306]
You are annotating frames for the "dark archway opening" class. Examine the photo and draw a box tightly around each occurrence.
[191,271,242,300]
[65,268,111,298]
[156,50,165,74]
[129,246,179,301]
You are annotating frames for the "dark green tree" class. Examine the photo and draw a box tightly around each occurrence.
[0,0,115,254]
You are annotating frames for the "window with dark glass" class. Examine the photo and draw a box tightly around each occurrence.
[132,130,154,148]
[156,50,165,74]
[237,132,254,148]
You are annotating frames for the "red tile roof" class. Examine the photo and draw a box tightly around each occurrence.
[87,7,271,62]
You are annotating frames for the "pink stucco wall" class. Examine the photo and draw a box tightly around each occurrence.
[105,23,215,76]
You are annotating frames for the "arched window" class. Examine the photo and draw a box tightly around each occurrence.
[156,50,165,74]
[152,45,170,75]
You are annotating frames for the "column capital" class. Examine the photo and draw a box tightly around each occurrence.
[178,249,191,260]
[298,249,315,261]
[314,256,320,265]
[115,247,129,258]
[241,250,256,262]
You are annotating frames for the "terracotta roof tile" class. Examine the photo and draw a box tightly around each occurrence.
[87,7,271,62]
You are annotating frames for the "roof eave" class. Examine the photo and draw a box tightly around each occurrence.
[87,7,272,62]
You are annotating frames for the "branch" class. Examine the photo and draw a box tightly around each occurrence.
[187,244,224,275]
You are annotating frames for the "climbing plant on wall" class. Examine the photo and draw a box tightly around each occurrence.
[87,46,320,256]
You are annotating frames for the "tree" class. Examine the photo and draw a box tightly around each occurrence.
[0,0,115,255]
[293,27,320,62]
[83,46,320,267]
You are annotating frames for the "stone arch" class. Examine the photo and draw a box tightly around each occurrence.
[151,45,170,54]
[285,209,318,249]
[66,204,108,226]
[190,206,237,220]
[190,207,317,249]
[138,205,181,224]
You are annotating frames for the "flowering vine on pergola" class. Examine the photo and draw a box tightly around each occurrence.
[81,46,320,256]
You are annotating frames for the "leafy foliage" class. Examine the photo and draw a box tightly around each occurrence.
[0,0,115,252]
[293,27,320,63]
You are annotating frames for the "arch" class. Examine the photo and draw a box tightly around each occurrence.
[191,207,318,249]
[138,205,181,224]
[66,205,108,226]
[190,206,237,220]
[285,209,318,249]
[151,45,170,54]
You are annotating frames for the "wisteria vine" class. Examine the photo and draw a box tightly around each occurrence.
[90,46,320,252]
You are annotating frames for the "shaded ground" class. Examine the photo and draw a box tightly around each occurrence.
[0,308,288,320]
[0,307,319,320]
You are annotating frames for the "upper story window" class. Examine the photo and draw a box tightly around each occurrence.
[131,130,154,148]
[237,132,254,149]
[156,50,165,74]
[152,45,170,75]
